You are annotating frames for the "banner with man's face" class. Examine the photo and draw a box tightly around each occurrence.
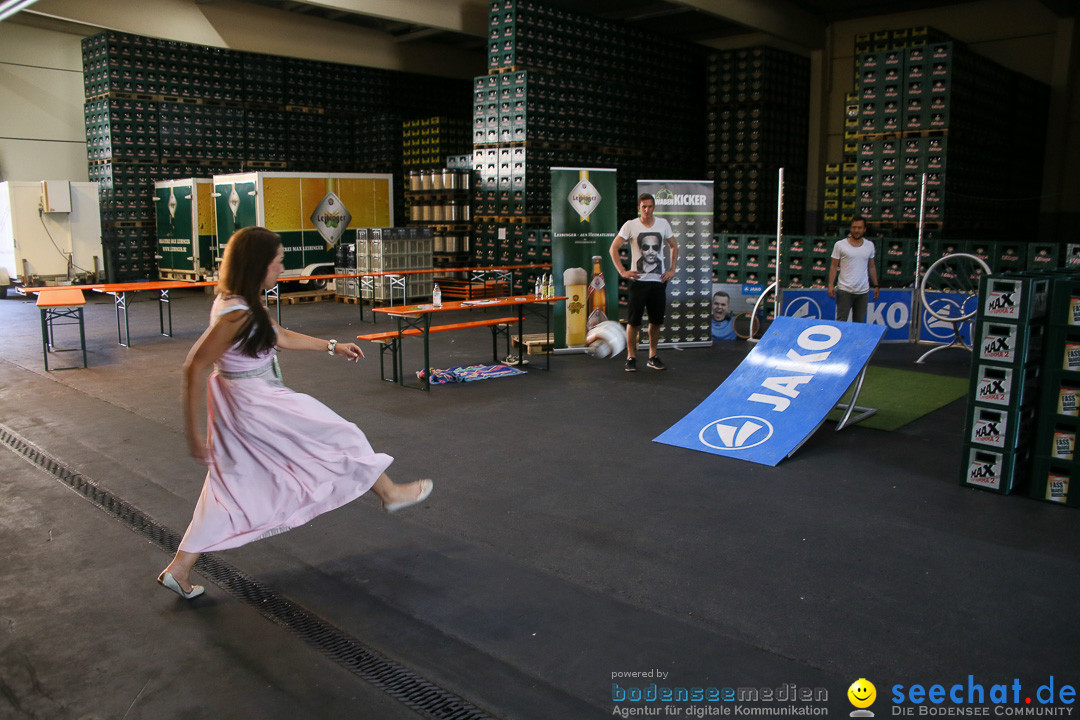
[637,180,714,347]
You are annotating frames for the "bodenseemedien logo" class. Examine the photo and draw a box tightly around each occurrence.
[849,678,877,717]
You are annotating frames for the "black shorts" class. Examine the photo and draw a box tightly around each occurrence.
[627,280,667,326]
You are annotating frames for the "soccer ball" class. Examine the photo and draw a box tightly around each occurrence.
[585,320,627,359]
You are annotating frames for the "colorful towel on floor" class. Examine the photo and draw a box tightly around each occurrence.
[416,364,526,385]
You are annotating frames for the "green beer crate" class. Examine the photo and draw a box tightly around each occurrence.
[960,442,1030,494]
[1029,457,1077,506]
[1028,243,1060,271]
[976,321,1046,367]
[978,274,1050,325]
[969,362,1041,409]
[964,403,1035,452]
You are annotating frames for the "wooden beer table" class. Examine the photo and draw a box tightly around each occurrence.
[368,295,565,391]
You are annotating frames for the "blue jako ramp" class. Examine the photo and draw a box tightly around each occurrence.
[654,316,885,466]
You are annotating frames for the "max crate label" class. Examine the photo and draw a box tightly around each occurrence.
[979,323,1018,362]
[970,407,1009,449]
[974,365,1031,407]
[982,276,1047,322]
[965,448,1003,491]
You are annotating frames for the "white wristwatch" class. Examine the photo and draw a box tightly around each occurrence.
[327,339,337,355]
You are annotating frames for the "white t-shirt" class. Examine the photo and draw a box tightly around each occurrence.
[831,238,876,294]
[618,217,673,283]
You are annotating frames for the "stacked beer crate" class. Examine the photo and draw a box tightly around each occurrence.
[81,30,468,280]
[355,227,435,302]
[475,0,704,293]
[851,35,1049,241]
[705,47,811,234]
[1030,272,1080,506]
[961,273,1050,494]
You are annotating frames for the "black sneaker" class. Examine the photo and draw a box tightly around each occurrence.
[624,357,637,372]
[646,355,666,370]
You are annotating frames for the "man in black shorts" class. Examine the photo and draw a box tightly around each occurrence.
[609,193,678,371]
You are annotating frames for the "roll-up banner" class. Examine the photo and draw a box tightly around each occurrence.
[550,168,619,350]
[637,180,714,348]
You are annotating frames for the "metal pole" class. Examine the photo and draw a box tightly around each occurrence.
[911,172,927,343]
[775,167,784,318]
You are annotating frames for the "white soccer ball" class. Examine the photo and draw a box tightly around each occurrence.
[585,320,627,359]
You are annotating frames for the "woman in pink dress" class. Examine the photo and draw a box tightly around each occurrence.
[158,226,432,599]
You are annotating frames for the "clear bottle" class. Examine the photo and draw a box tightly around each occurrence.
[432,283,442,308]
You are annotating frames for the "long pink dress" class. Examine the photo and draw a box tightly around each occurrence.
[178,296,392,553]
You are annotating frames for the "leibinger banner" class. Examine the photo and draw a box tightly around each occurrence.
[654,316,885,466]
[551,168,619,349]
[638,180,714,347]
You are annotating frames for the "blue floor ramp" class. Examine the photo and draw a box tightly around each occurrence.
[654,316,885,466]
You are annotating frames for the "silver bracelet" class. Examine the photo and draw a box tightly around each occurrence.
[327,339,337,355]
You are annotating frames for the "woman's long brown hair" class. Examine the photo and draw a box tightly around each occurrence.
[217,226,280,357]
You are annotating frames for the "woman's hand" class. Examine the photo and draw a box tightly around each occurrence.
[187,433,210,465]
[333,341,365,362]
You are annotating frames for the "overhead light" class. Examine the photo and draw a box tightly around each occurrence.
[0,0,39,23]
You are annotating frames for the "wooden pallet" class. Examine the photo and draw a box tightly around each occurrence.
[272,290,336,305]
[513,333,554,355]
[436,279,510,300]
[334,295,363,305]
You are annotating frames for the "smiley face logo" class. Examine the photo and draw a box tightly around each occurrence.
[848,678,876,709]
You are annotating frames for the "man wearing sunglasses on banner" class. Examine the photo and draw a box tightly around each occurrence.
[609,193,678,372]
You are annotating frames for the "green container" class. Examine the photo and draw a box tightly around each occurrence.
[212,171,393,278]
[154,178,217,279]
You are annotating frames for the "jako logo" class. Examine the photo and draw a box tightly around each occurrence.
[699,416,775,450]
[786,297,822,319]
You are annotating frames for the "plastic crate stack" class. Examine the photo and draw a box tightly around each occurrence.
[705,47,811,234]
[961,273,1050,494]
[475,0,704,293]
[849,35,1049,241]
[1030,271,1080,506]
[354,227,434,303]
[81,30,469,280]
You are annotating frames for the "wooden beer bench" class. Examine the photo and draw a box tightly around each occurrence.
[35,288,88,370]
[358,316,519,384]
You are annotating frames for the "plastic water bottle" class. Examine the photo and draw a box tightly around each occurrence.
[432,283,442,307]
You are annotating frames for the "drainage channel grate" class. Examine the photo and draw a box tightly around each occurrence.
[1,424,496,720]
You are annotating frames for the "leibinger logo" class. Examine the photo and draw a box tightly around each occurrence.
[700,416,774,450]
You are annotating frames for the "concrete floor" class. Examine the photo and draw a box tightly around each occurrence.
[1,288,1078,720]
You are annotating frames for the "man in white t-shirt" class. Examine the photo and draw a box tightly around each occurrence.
[828,216,879,322]
[609,193,678,371]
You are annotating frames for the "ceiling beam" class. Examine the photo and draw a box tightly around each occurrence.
[281,0,489,37]
[674,0,826,49]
